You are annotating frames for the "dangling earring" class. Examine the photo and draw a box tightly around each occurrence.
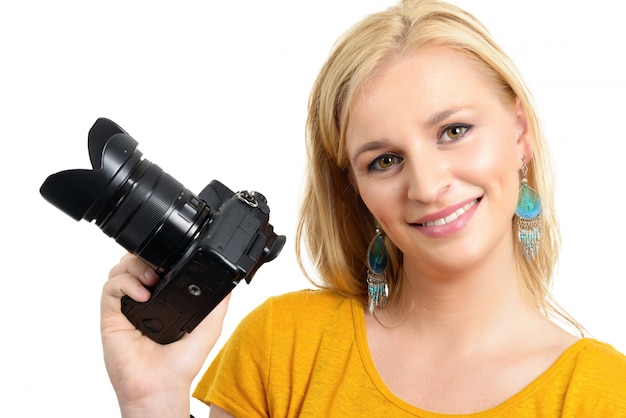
[515,157,542,261]
[366,226,388,313]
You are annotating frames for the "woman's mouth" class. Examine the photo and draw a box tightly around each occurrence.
[415,198,480,227]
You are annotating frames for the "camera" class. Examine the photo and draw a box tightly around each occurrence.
[40,118,286,344]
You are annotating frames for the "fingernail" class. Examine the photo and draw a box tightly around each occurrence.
[144,268,158,280]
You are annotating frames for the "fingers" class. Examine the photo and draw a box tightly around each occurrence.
[102,273,151,304]
[103,254,158,305]
[108,253,159,286]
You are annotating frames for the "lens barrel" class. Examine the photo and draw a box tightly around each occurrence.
[99,159,212,273]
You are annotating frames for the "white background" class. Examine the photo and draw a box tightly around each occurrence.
[1,1,624,416]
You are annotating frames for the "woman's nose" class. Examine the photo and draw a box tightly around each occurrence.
[405,149,451,204]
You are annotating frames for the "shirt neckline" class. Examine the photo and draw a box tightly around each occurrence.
[351,297,590,417]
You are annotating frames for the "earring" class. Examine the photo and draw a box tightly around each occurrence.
[366,226,388,313]
[515,158,542,261]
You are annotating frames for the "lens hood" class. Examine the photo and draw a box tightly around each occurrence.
[40,118,141,221]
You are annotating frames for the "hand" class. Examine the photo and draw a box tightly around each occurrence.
[101,253,229,417]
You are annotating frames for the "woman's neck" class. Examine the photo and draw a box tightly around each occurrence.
[380,248,545,352]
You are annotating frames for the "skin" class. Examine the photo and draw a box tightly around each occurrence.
[346,45,576,413]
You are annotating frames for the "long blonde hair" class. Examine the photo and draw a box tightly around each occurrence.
[296,0,582,333]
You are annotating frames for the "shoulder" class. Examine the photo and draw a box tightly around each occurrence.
[246,288,354,317]
[225,289,361,371]
[242,288,356,331]
[269,288,354,312]
[232,289,358,332]
[573,338,626,377]
[563,338,626,411]
[201,289,355,372]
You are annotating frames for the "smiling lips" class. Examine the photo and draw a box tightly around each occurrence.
[415,198,480,227]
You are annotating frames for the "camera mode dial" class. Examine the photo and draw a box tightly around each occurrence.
[236,190,269,213]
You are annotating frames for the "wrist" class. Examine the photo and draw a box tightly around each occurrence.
[117,387,191,418]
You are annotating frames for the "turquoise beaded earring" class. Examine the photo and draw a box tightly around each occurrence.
[366,226,388,313]
[515,157,542,261]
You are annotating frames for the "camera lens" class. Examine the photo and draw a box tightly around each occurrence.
[40,118,211,273]
[99,159,211,273]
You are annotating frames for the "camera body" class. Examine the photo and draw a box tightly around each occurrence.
[122,181,280,344]
[40,118,285,344]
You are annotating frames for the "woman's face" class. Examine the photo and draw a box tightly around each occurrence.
[345,45,530,275]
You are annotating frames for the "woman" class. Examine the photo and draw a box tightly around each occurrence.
[102,0,626,416]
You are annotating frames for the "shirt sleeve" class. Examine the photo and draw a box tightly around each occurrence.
[193,297,274,418]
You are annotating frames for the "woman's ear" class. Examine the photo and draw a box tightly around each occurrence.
[514,97,533,167]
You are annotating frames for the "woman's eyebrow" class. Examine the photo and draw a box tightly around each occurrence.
[350,139,390,165]
[424,107,468,128]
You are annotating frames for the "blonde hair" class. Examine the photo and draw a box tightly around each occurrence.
[296,0,582,333]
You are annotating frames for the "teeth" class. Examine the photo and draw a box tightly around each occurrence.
[422,199,477,227]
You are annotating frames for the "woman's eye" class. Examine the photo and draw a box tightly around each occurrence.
[440,124,472,142]
[368,154,402,171]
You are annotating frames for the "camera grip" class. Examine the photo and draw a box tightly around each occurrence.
[121,247,240,344]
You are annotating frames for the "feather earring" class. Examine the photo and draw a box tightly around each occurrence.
[366,226,388,313]
[515,158,542,261]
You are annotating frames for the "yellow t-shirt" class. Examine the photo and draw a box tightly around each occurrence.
[193,289,626,417]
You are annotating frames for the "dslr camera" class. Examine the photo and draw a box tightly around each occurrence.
[40,118,286,344]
